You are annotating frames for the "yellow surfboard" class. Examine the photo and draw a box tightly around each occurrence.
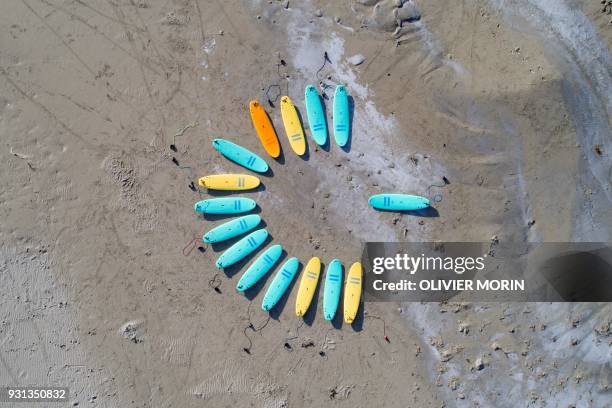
[280,96,306,156]
[198,174,260,190]
[343,262,362,324]
[295,257,321,317]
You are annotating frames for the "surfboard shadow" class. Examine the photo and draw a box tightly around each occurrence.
[268,261,302,320]
[340,95,354,154]
[265,111,285,165]
[219,232,273,278]
[331,268,345,329]
[409,206,439,218]
[273,148,286,165]
[350,301,365,332]
[331,303,344,329]
[302,261,325,326]
[202,204,262,221]
[373,206,439,218]
[319,95,331,152]
[206,183,266,197]
[262,166,275,177]
[243,249,289,301]
[295,107,311,161]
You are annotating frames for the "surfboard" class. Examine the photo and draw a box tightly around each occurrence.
[295,257,321,317]
[262,257,300,311]
[249,100,281,158]
[333,85,350,147]
[368,194,430,211]
[212,139,269,173]
[194,197,256,214]
[343,262,362,324]
[323,259,343,321]
[236,244,283,292]
[215,229,268,269]
[280,96,306,156]
[304,84,327,146]
[203,214,261,244]
[198,174,260,191]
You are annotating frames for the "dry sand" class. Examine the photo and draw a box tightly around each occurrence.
[0,0,610,407]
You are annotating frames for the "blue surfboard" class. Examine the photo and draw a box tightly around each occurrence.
[212,139,269,173]
[304,84,327,146]
[323,259,343,321]
[203,214,261,244]
[215,229,268,269]
[261,257,299,311]
[194,197,256,214]
[368,194,430,211]
[333,85,349,147]
[236,244,283,292]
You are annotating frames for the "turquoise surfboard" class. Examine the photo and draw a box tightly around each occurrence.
[215,229,268,269]
[333,85,349,147]
[323,259,343,321]
[236,244,283,292]
[203,214,261,244]
[212,139,269,173]
[368,194,430,211]
[304,84,327,146]
[194,197,256,214]
[261,257,299,311]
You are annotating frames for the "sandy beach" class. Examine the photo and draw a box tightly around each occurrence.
[1,0,610,407]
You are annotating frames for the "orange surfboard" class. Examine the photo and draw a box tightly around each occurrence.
[249,100,281,158]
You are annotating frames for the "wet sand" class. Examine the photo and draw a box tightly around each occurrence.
[1,0,610,406]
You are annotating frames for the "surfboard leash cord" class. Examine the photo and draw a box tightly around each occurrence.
[243,301,271,354]
[283,320,305,352]
[426,176,450,204]
[364,314,390,343]
[208,273,222,293]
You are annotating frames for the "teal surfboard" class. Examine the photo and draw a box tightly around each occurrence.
[323,259,343,321]
[236,244,283,292]
[203,215,261,244]
[304,84,327,146]
[333,85,349,147]
[194,197,256,214]
[212,139,269,173]
[261,257,299,311]
[368,194,430,211]
[215,229,268,269]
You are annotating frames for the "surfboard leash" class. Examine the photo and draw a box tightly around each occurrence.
[276,57,290,97]
[242,301,271,354]
[426,176,450,204]
[265,84,282,108]
[169,121,199,152]
[208,273,222,293]
[316,51,331,80]
[283,320,305,352]
[365,314,390,343]
[182,232,207,256]
[318,328,337,360]
[170,154,200,193]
